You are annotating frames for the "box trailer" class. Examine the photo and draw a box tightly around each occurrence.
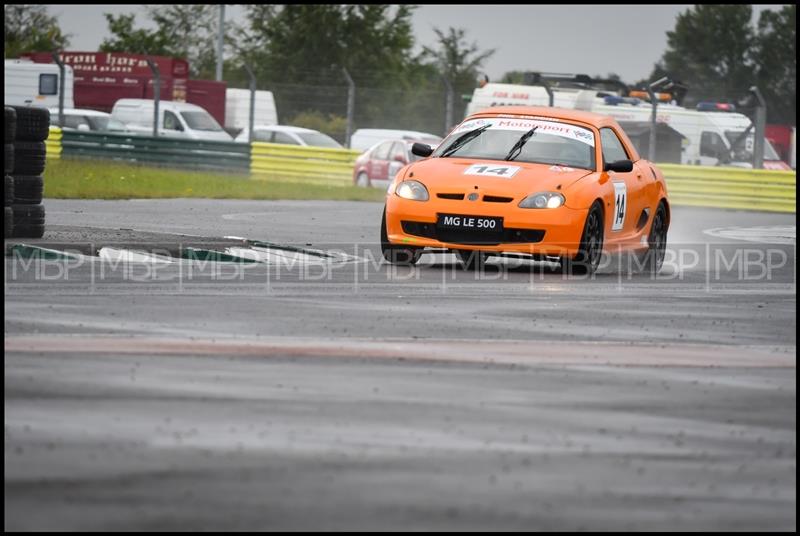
[224,88,278,132]
[20,51,226,126]
[4,59,74,108]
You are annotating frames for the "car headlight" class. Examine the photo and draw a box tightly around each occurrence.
[395,180,429,201]
[518,192,565,209]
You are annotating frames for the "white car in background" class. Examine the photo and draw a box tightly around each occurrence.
[349,128,442,152]
[48,108,129,133]
[235,125,343,148]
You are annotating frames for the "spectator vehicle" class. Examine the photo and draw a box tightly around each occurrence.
[234,125,342,148]
[350,128,442,152]
[224,88,278,135]
[5,59,74,109]
[353,139,435,189]
[466,81,790,170]
[382,106,670,274]
[48,108,128,133]
[111,99,232,141]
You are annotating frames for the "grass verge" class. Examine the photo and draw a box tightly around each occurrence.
[43,158,386,201]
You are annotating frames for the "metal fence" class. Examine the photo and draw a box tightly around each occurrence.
[45,126,796,213]
[58,130,250,172]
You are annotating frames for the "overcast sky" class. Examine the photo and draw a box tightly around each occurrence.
[43,4,788,83]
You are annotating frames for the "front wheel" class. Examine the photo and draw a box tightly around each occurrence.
[639,202,668,274]
[381,208,421,265]
[561,202,604,275]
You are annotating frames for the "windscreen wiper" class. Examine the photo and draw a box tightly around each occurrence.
[439,124,490,157]
[504,126,538,161]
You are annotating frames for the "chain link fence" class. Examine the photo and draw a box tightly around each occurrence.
[228,73,793,169]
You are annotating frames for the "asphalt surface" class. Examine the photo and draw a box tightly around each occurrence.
[4,199,797,531]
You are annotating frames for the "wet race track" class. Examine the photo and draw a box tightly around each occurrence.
[4,199,797,530]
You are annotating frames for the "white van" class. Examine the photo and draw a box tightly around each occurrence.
[579,97,787,169]
[225,88,278,133]
[4,59,74,108]
[464,82,578,117]
[349,129,442,152]
[111,99,232,141]
[464,82,788,169]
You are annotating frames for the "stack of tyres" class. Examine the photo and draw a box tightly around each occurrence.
[10,106,49,238]
[4,107,15,238]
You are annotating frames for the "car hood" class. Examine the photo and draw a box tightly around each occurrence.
[405,157,594,197]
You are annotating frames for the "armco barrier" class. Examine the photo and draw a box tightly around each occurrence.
[251,142,361,185]
[660,164,796,213]
[45,126,62,159]
[59,131,250,172]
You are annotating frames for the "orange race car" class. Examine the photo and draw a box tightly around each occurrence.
[381,106,670,274]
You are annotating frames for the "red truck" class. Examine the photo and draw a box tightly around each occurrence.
[22,51,227,126]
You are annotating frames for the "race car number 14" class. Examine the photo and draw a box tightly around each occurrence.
[464,164,521,178]
[612,182,627,231]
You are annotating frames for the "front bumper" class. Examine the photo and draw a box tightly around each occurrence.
[385,195,589,257]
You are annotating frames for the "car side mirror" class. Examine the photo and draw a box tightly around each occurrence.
[603,159,633,173]
[411,143,433,157]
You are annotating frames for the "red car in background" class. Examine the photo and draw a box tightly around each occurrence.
[353,139,438,188]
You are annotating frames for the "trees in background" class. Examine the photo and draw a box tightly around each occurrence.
[753,5,795,125]
[421,27,495,121]
[642,4,795,124]
[4,4,70,58]
[83,5,495,136]
[12,5,790,129]
[99,6,219,79]
[659,5,756,104]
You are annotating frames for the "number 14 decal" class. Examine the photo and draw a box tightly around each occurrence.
[612,182,626,231]
[464,164,521,178]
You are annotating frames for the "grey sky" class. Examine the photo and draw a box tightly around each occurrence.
[43,4,788,83]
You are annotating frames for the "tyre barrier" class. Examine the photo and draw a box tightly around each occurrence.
[13,106,50,142]
[12,175,43,205]
[5,106,50,239]
[4,143,13,174]
[5,175,14,206]
[5,106,16,143]
[45,126,62,160]
[12,141,47,175]
[3,206,11,239]
[11,203,45,238]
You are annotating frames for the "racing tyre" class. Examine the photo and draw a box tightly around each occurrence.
[638,202,668,275]
[5,175,14,206]
[4,206,12,238]
[12,203,45,223]
[561,202,604,275]
[11,203,45,238]
[12,106,50,142]
[4,144,13,174]
[13,141,47,175]
[12,223,45,239]
[380,208,421,265]
[5,107,16,143]
[13,175,44,205]
[455,249,490,271]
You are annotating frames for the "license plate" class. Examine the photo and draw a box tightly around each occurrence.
[437,214,503,232]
